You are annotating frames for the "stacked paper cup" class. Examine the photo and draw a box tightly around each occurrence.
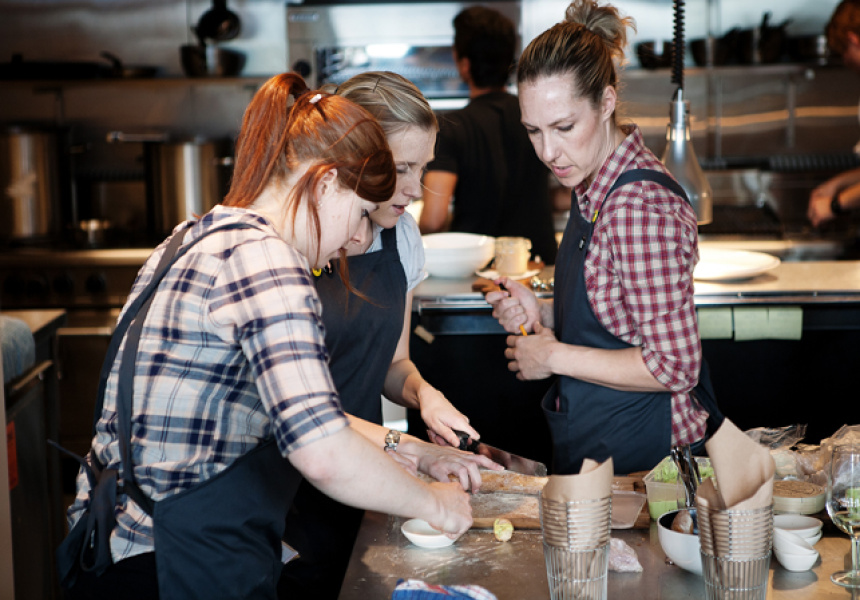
[539,493,612,600]
[697,501,773,600]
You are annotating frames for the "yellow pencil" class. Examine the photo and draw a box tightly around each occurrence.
[519,324,528,336]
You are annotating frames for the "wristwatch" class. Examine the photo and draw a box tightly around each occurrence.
[384,429,401,452]
[831,191,847,216]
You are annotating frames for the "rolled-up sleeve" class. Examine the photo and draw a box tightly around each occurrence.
[210,237,348,456]
[595,185,701,392]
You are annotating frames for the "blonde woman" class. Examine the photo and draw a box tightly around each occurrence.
[280,71,497,599]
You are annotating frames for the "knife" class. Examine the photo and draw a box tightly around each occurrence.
[453,429,548,477]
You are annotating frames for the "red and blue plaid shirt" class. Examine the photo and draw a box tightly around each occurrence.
[571,125,708,446]
[67,206,348,562]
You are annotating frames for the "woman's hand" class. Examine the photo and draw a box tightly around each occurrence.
[399,438,503,493]
[485,277,541,334]
[504,322,558,380]
[425,481,473,538]
[808,186,837,227]
[418,386,479,448]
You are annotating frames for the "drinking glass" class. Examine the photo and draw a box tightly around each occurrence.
[826,444,860,588]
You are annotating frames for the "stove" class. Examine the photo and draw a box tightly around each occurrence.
[0,247,150,488]
[0,247,149,311]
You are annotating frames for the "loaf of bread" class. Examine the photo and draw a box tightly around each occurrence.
[475,470,548,496]
[671,509,695,534]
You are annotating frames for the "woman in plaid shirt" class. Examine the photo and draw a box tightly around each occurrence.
[487,0,721,475]
[65,73,474,600]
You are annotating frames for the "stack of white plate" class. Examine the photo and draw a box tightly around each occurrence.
[773,515,822,572]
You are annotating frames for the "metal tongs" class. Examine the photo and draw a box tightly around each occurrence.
[671,445,702,507]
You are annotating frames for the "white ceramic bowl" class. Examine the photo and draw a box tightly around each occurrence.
[423,233,495,279]
[773,514,822,540]
[773,527,818,555]
[658,509,703,576]
[401,519,456,548]
[801,531,822,546]
[774,546,819,572]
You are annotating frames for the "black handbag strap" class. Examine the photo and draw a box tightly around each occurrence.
[94,221,256,515]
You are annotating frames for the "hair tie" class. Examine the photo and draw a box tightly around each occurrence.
[309,93,323,104]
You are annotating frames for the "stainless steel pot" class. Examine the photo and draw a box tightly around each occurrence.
[0,125,64,244]
[107,132,231,241]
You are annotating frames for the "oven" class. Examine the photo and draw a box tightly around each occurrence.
[0,247,148,490]
[286,1,521,110]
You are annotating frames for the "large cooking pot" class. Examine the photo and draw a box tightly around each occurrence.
[107,132,232,241]
[0,125,68,245]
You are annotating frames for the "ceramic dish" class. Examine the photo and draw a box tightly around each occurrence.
[773,514,822,539]
[773,527,819,572]
[657,509,702,576]
[401,519,456,548]
[773,527,818,555]
[800,531,822,546]
[774,546,819,572]
[694,248,780,281]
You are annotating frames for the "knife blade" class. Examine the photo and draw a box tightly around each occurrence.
[453,430,548,477]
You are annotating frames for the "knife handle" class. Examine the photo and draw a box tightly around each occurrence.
[453,429,479,453]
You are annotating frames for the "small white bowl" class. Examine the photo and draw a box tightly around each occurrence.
[401,519,456,548]
[801,531,822,546]
[773,514,822,540]
[657,509,703,576]
[422,233,495,279]
[774,546,819,572]
[774,528,817,556]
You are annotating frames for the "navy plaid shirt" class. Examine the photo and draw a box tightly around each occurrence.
[67,205,348,562]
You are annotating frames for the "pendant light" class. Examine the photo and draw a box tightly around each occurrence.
[661,0,713,225]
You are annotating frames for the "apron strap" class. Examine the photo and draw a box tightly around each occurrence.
[105,221,257,515]
[608,168,690,204]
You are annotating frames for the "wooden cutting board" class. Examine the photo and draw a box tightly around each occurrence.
[422,470,650,530]
[471,492,541,529]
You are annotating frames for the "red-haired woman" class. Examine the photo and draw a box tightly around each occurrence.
[61,73,472,600]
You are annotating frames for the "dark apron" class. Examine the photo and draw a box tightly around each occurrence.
[280,225,406,599]
[59,222,303,600]
[314,225,406,422]
[543,169,722,475]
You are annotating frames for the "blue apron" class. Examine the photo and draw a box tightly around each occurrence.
[543,169,722,475]
[280,225,406,599]
[58,222,303,600]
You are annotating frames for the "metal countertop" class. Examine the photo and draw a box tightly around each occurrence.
[413,261,860,307]
[339,511,857,600]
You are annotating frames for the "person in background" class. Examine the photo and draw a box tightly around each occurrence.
[807,0,860,227]
[279,71,498,600]
[486,0,722,476]
[420,5,559,266]
[64,72,473,600]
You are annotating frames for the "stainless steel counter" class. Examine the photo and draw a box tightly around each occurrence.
[339,511,858,600]
[413,260,860,307]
